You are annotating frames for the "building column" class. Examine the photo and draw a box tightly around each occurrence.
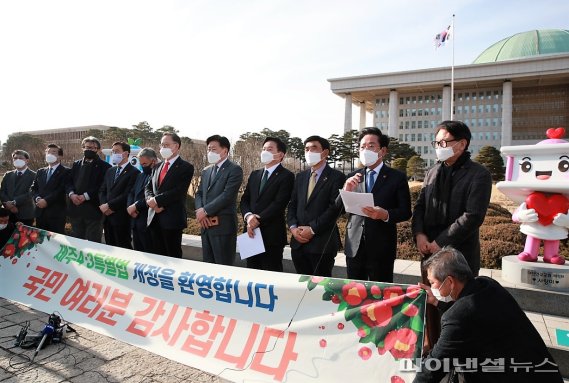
[442,85,451,121]
[359,102,366,130]
[344,93,352,132]
[388,89,398,138]
[501,80,513,146]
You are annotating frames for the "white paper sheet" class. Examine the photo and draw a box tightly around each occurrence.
[237,228,265,259]
[339,189,375,217]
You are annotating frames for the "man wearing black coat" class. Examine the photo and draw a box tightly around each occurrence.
[31,144,70,234]
[412,121,492,349]
[99,141,138,249]
[127,148,157,253]
[66,137,112,242]
[145,133,194,258]
[287,135,345,277]
[240,137,294,272]
[415,247,562,383]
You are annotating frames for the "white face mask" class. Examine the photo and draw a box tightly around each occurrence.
[435,147,455,162]
[431,278,454,303]
[305,151,322,167]
[45,154,58,164]
[207,151,221,164]
[13,159,26,169]
[0,223,7,230]
[359,149,380,167]
[260,150,275,165]
[160,147,173,159]
[111,153,124,165]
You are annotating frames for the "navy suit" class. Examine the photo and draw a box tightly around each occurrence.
[339,165,411,282]
[30,164,70,234]
[0,168,36,225]
[127,170,153,252]
[287,164,345,277]
[195,160,243,265]
[66,156,112,242]
[145,156,194,258]
[239,164,294,271]
[99,163,138,249]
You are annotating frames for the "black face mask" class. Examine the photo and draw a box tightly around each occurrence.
[83,149,98,160]
[142,165,152,175]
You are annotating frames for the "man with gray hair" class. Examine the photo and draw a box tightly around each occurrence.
[127,148,158,252]
[414,247,562,382]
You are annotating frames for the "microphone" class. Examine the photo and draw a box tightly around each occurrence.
[32,324,54,362]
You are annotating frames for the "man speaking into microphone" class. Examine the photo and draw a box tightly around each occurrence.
[339,127,411,282]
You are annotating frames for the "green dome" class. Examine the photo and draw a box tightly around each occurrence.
[473,29,569,64]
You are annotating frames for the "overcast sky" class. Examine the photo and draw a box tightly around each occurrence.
[0,0,567,146]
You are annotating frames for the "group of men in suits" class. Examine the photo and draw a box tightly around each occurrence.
[240,128,412,282]
[0,133,196,259]
[0,122,491,288]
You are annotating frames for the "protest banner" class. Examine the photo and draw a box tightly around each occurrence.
[0,225,426,382]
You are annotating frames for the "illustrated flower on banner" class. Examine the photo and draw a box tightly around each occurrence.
[298,275,426,360]
[378,328,418,359]
[1,225,51,261]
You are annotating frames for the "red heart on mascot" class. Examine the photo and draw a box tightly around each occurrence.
[526,192,569,226]
[546,127,565,139]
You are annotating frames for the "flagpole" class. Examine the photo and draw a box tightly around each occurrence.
[450,14,455,120]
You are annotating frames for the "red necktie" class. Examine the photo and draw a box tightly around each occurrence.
[158,161,170,186]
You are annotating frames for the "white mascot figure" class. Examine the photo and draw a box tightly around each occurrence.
[497,127,569,265]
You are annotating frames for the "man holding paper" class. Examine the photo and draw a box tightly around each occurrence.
[340,127,411,282]
[239,137,294,271]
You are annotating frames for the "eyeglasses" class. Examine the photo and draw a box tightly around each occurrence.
[431,139,457,149]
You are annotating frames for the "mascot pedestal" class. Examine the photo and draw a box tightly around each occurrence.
[502,255,569,292]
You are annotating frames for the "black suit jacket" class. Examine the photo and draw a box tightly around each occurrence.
[0,168,36,220]
[412,159,492,272]
[99,163,139,226]
[340,165,411,259]
[287,164,345,254]
[414,277,562,383]
[127,171,151,229]
[145,157,194,230]
[240,164,294,249]
[30,164,70,219]
[66,157,112,219]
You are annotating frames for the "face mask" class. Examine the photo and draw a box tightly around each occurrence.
[160,147,173,159]
[0,224,7,230]
[13,159,26,169]
[260,150,274,165]
[45,154,57,164]
[359,149,380,167]
[83,149,98,160]
[207,151,221,164]
[305,151,322,167]
[111,153,124,165]
[142,165,153,175]
[435,147,455,162]
[431,278,454,303]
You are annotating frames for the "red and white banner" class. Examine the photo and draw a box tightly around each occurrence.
[0,226,426,382]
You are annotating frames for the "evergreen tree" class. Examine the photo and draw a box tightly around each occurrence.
[391,158,408,175]
[406,155,425,181]
[474,145,504,181]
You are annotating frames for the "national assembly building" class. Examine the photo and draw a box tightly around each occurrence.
[328,29,569,166]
